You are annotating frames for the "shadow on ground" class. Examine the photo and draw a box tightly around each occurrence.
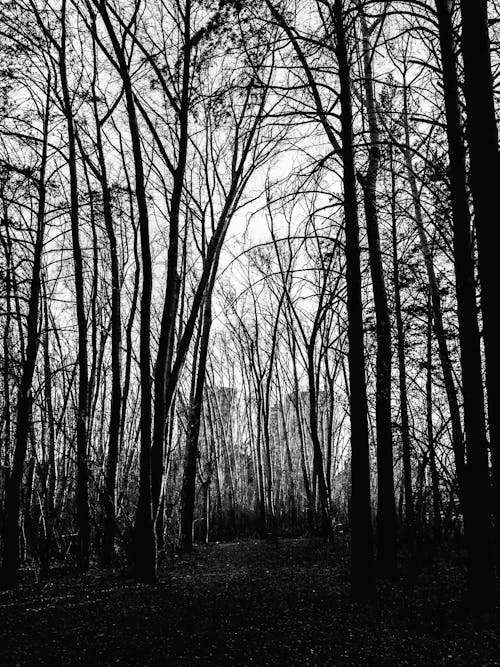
[0,538,499,665]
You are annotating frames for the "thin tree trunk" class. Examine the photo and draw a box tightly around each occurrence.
[40,290,56,576]
[60,4,90,571]
[0,210,12,469]
[93,100,122,567]
[278,380,297,535]
[120,210,140,456]
[390,148,414,538]
[254,394,266,537]
[357,4,397,579]
[307,344,333,538]
[178,290,212,553]
[426,295,441,541]
[400,92,465,499]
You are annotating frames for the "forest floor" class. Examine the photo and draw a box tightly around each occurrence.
[0,538,499,666]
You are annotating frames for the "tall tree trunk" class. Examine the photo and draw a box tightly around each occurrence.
[41,290,56,576]
[261,294,288,539]
[152,1,192,541]
[400,91,465,500]
[291,343,314,533]
[261,397,276,538]
[458,0,498,608]
[0,210,12,469]
[255,397,267,537]
[244,374,266,535]
[94,100,122,567]
[60,3,90,572]
[119,208,140,456]
[357,4,397,579]
[178,290,212,553]
[0,82,50,588]
[306,344,333,538]
[98,4,156,582]
[426,295,441,542]
[333,0,374,598]
[390,148,414,536]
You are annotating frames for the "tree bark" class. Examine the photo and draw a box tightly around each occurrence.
[400,90,465,499]
[333,0,374,599]
[152,0,192,542]
[357,4,397,579]
[178,290,212,553]
[390,147,414,536]
[458,0,498,608]
[98,2,156,581]
[426,295,441,541]
[94,94,122,568]
[60,2,90,572]
[0,82,50,588]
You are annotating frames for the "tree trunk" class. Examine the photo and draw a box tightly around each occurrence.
[40,291,56,576]
[357,4,397,579]
[97,124,122,568]
[98,4,156,582]
[60,3,90,572]
[0,213,12,470]
[458,0,498,608]
[400,92,465,500]
[0,82,50,588]
[178,291,212,553]
[333,0,374,599]
[426,295,441,541]
[390,147,414,537]
[152,1,192,539]
[307,344,333,538]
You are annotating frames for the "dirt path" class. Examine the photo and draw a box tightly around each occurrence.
[0,539,499,665]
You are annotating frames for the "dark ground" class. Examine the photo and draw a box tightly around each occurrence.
[0,538,499,666]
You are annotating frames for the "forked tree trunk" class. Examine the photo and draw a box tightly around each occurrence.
[98,3,156,582]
